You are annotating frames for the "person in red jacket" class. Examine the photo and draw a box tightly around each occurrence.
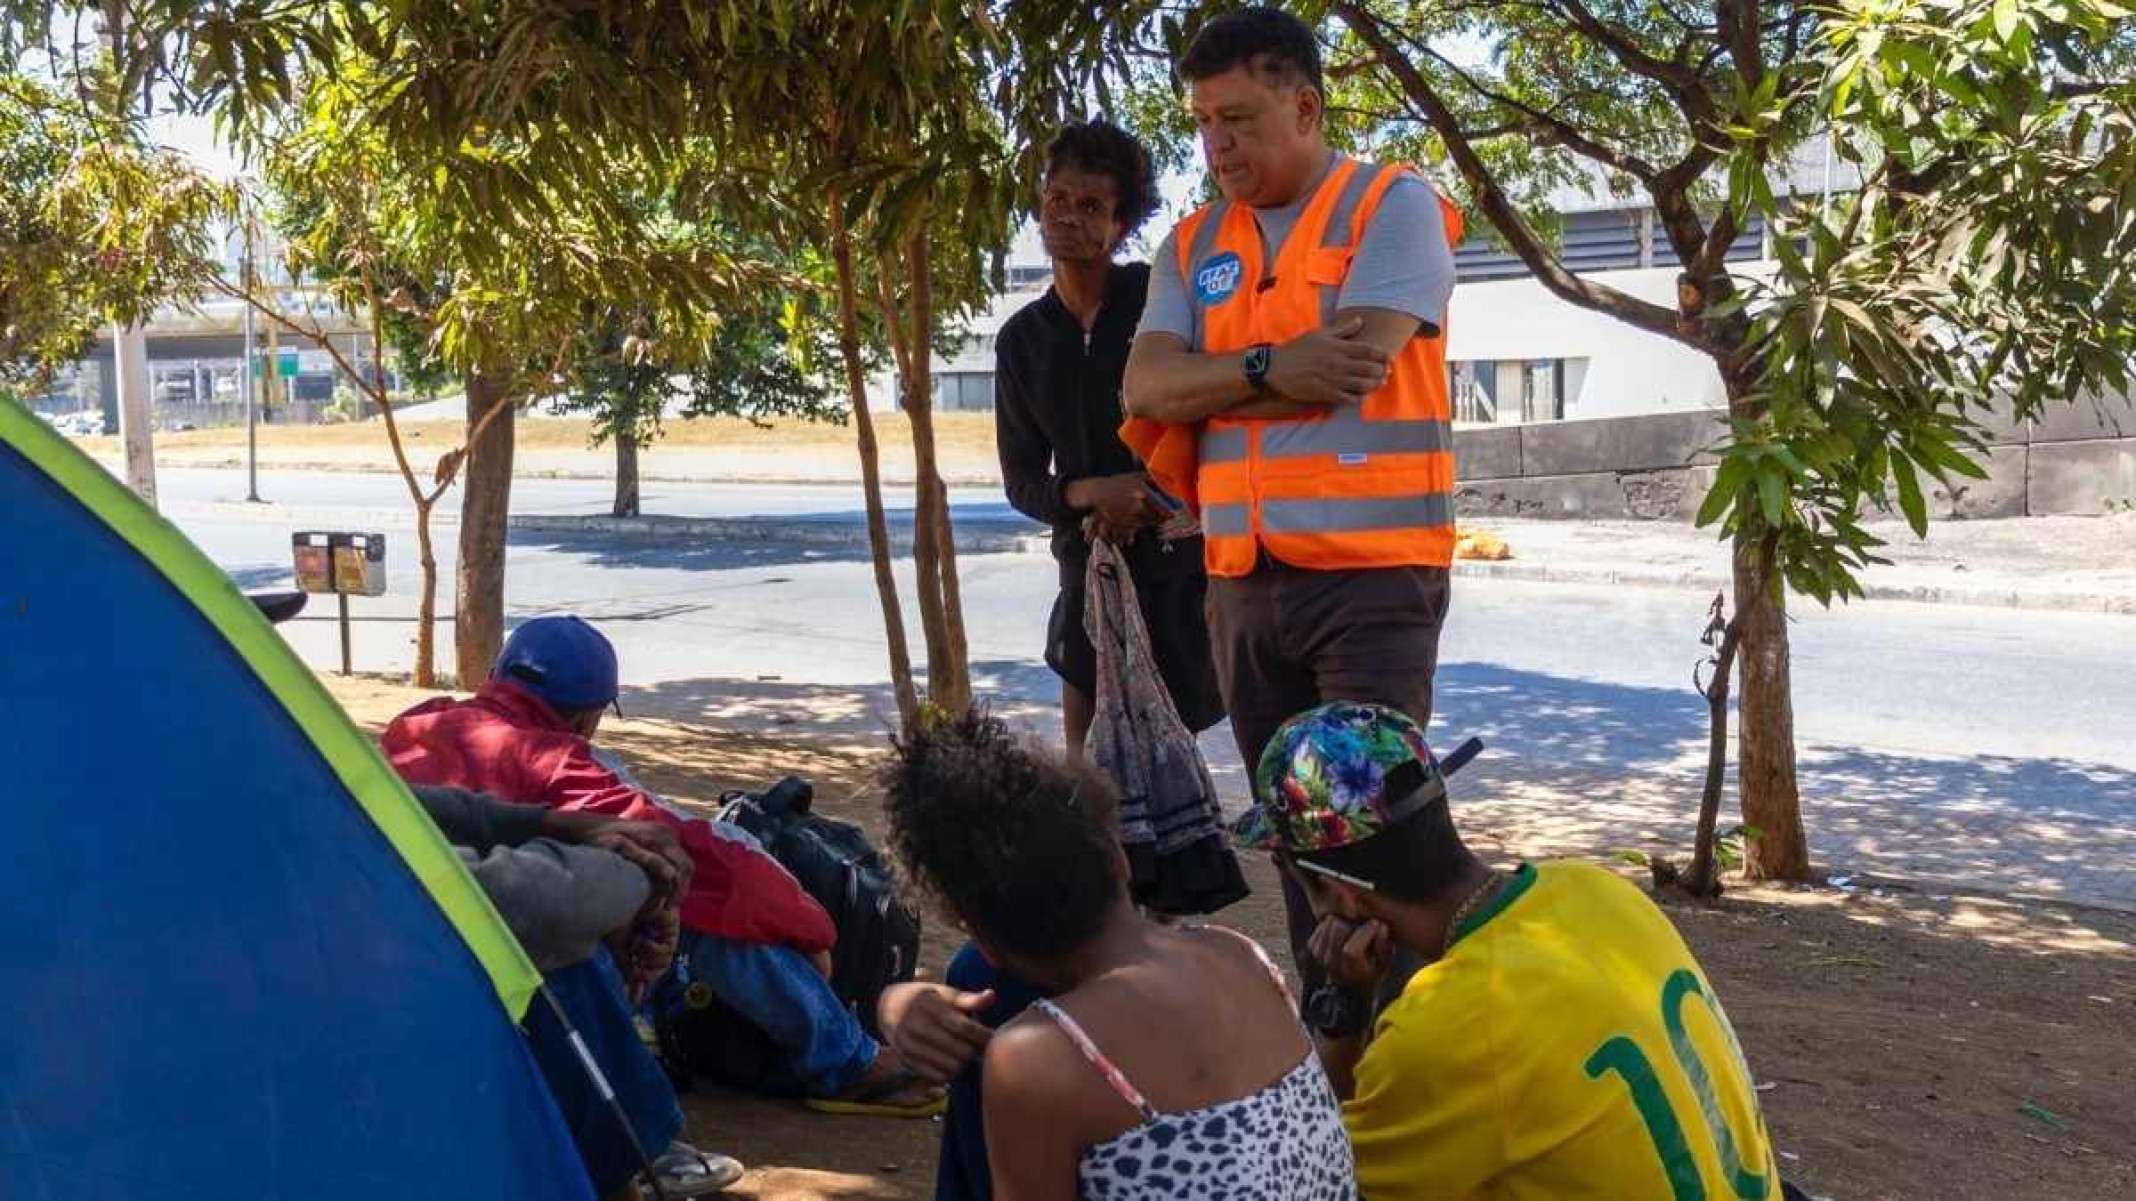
[383,616,941,1115]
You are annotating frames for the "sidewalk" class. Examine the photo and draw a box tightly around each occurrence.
[1459,514,2136,615]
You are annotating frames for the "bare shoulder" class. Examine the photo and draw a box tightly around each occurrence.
[986,1011,1072,1076]
[1191,923,1288,977]
[984,1008,1131,1141]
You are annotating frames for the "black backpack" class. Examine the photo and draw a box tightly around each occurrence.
[653,776,921,1094]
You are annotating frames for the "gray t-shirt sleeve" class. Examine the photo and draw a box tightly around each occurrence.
[1339,175,1456,334]
[1137,229,1196,343]
[458,841,650,973]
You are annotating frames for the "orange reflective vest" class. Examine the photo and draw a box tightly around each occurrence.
[1122,158,1464,577]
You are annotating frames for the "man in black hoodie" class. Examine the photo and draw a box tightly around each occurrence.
[994,120,1223,758]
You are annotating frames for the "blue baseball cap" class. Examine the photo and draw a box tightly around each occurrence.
[492,617,620,714]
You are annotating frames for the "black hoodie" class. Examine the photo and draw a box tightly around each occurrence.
[993,261,1202,586]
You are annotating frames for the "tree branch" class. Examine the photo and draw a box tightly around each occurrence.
[1415,41,1662,180]
[1650,146,1721,267]
[1657,0,1712,32]
[1716,0,1766,94]
[1551,0,1707,102]
[1335,3,1694,348]
[1542,0,1735,164]
[2051,79,2129,100]
[346,204,436,512]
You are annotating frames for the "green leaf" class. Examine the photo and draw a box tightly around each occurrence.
[2019,1101,2070,1131]
[1890,452,1930,536]
[1914,434,1991,480]
[1696,476,1738,528]
[1699,454,1756,528]
[1756,465,1788,528]
[1993,0,2021,40]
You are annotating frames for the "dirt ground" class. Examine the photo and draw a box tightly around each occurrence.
[327,675,2136,1201]
[77,412,1003,484]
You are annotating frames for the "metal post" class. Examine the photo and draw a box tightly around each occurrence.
[264,281,281,429]
[242,216,261,502]
[337,591,352,676]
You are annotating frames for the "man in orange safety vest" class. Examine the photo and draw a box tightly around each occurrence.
[1121,5,1464,1035]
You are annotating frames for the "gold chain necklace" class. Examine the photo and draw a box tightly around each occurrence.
[1441,868,1508,959]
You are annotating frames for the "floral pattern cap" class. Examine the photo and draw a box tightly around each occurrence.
[1233,702,1447,853]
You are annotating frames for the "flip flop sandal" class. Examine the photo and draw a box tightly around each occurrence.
[802,1071,947,1119]
[649,1142,744,1197]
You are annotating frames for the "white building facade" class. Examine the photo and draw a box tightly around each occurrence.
[879,201,1770,424]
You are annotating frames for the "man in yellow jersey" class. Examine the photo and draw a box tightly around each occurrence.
[1236,702,1804,1201]
[1120,5,1463,1025]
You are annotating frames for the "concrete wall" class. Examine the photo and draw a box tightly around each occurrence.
[1445,266,1768,420]
[1453,392,2136,520]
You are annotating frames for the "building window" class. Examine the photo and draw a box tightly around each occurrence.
[900,371,996,412]
[945,371,994,411]
[1452,360,1498,424]
[1522,360,1563,422]
[1450,357,1587,424]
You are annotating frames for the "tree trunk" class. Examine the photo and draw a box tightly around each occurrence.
[613,427,641,518]
[1682,595,1741,898]
[455,373,516,689]
[829,196,920,730]
[897,234,971,714]
[413,497,440,688]
[1732,531,1812,879]
[931,472,969,702]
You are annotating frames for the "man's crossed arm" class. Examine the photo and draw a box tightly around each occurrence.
[1121,309,1422,426]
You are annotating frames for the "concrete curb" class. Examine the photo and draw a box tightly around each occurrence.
[1452,558,2136,615]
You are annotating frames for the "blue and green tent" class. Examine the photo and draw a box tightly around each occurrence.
[0,400,595,1200]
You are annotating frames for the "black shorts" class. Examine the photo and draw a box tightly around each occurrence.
[1045,559,1225,733]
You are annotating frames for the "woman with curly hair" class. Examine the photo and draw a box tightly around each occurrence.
[877,712,1354,1201]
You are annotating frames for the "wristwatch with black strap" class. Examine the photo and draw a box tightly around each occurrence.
[1304,982,1369,1040]
[1242,342,1273,392]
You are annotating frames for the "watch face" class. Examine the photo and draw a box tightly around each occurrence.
[1245,346,1271,376]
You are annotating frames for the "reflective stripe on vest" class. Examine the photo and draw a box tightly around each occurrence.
[1202,406,1452,464]
[1204,494,1455,538]
[1315,162,1384,325]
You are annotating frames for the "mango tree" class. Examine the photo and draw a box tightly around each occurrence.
[1081,0,2135,885]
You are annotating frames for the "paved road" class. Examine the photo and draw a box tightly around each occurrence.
[165,467,2136,907]
[156,465,1018,523]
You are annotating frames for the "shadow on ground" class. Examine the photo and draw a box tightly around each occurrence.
[325,672,2136,1201]
[510,528,882,573]
[618,658,2136,907]
[508,508,1038,574]
[225,563,297,589]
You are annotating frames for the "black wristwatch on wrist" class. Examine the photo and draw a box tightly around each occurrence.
[1242,342,1273,391]
[1304,983,1368,1040]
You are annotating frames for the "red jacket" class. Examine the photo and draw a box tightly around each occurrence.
[381,681,836,953]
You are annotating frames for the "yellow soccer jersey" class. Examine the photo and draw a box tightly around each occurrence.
[1344,861,1782,1201]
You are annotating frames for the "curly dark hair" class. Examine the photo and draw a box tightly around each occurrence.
[880,710,1124,961]
[1043,120,1160,240]
[1179,6,1324,97]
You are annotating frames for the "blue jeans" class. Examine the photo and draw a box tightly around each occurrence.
[679,933,878,1096]
[934,942,1045,1201]
[524,948,684,1196]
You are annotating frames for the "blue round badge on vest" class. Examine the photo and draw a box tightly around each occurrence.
[1194,251,1244,305]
